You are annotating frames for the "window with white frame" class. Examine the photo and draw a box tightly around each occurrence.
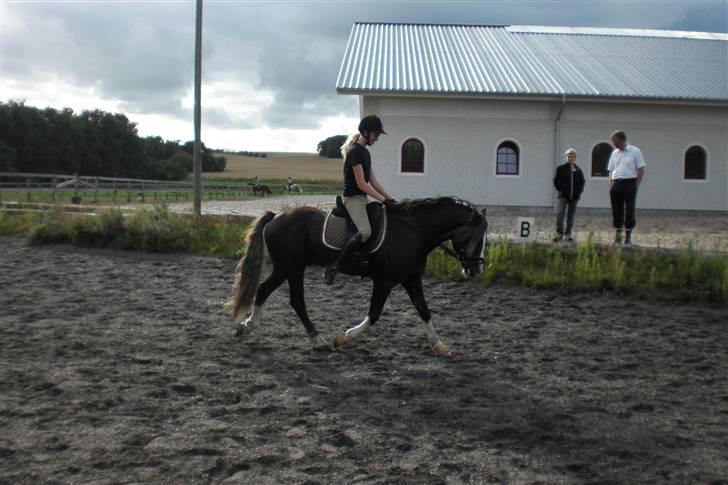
[591,142,613,177]
[496,141,519,175]
[684,145,707,180]
[401,138,424,173]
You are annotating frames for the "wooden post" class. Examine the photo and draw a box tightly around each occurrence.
[112,180,117,203]
[140,182,145,203]
[127,181,131,203]
[52,175,57,202]
[26,178,31,202]
[94,177,99,203]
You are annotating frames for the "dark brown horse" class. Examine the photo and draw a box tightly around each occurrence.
[248,183,272,196]
[225,197,488,354]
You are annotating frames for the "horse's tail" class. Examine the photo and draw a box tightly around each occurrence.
[224,211,276,320]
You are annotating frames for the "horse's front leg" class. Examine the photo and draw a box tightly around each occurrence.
[334,280,392,347]
[402,275,450,356]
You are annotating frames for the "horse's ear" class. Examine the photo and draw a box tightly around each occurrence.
[480,208,487,216]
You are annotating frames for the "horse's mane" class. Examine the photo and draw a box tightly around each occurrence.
[394,196,477,214]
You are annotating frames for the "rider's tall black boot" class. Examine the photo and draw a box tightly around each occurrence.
[323,232,364,285]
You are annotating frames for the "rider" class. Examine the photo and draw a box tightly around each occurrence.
[286,176,294,192]
[254,176,261,188]
[323,115,396,285]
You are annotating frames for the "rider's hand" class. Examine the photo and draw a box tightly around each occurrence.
[384,198,398,210]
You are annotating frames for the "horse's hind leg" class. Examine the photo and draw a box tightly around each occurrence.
[237,268,286,335]
[334,281,393,347]
[287,270,329,350]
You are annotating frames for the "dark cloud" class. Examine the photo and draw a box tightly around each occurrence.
[202,107,257,130]
[3,1,725,135]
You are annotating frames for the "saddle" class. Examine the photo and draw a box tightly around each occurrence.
[322,196,388,253]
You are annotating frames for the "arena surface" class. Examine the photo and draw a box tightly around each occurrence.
[1,236,726,483]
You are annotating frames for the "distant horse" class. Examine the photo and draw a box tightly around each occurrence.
[285,183,303,194]
[225,197,488,354]
[248,183,272,196]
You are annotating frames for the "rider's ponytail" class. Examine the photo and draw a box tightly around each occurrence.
[340,133,359,159]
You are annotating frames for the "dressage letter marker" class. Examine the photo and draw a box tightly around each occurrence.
[516,218,536,243]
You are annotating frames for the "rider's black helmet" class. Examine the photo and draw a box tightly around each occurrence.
[358,115,387,135]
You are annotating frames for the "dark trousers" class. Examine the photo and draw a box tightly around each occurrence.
[610,178,638,229]
[555,197,578,236]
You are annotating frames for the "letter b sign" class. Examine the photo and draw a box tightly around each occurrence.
[516,217,536,242]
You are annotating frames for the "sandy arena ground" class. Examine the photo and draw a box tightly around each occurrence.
[1,235,727,484]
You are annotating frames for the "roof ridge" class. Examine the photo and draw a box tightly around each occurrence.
[351,22,727,41]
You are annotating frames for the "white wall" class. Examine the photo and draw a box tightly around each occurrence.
[559,102,728,210]
[360,95,728,210]
[363,96,556,206]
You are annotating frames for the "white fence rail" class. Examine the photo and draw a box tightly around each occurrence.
[0,172,250,203]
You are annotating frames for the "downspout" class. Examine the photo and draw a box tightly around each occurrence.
[553,94,567,209]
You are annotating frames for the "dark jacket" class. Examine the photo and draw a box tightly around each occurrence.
[553,163,585,200]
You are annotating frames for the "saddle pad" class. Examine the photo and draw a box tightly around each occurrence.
[322,209,387,254]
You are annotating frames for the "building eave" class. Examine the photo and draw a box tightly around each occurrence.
[336,88,728,107]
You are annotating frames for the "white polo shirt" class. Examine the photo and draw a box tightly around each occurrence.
[608,143,646,180]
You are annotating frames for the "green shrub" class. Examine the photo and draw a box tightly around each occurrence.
[70,215,103,246]
[26,208,74,245]
[126,206,190,252]
[0,209,39,236]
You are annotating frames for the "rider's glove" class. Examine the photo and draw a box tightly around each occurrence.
[384,198,398,210]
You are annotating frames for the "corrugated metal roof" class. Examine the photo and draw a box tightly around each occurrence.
[336,23,728,102]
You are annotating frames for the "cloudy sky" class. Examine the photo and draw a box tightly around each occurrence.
[2,1,726,153]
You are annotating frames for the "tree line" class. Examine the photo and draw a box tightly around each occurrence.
[0,101,226,181]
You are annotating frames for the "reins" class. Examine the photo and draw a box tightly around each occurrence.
[388,207,486,266]
[437,241,486,266]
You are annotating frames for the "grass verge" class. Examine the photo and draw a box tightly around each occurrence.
[427,235,728,304]
[0,206,249,259]
[2,209,726,304]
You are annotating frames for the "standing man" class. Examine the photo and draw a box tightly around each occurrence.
[607,130,645,245]
[553,148,585,242]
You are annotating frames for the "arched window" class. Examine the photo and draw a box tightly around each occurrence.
[684,145,707,180]
[496,141,519,175]
[401,138,424,173]
[591,142,613,177]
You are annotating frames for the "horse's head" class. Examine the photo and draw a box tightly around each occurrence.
[450,206,488,279]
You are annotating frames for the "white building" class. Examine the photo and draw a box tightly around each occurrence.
[336,23,728,210]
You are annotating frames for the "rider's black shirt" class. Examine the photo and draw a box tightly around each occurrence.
[343,143,371,197]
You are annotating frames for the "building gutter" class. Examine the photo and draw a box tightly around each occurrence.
[336,89,728,107]
[553,94,567,208]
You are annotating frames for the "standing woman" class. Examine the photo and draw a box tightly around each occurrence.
[323,115,396,285]
[553,148,585,242]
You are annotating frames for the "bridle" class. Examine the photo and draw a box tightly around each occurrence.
[392,206,488,268]
[437,240,486,267]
